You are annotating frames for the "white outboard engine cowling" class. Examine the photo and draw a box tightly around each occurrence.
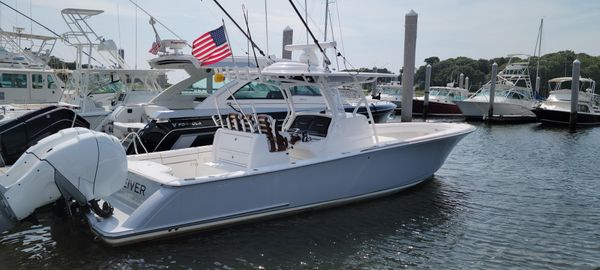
[0,128,127,232]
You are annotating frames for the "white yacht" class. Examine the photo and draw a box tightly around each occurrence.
[532,77,600,125]
[455,55,537,121]
[0,50,474,245]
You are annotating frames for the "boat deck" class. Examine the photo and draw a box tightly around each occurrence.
[126,122,472,186]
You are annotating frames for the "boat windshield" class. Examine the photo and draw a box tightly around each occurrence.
[550,80,597,94]
[65,73,127,95]
[90,80,126,94]
[379,86,400,95]
[66,71,162,95]
[429,88,448,97]
[182,76,229,98]
[227,82,322,100]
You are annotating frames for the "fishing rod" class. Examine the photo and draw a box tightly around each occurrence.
[211,0,271,62]
[288,0,331,67]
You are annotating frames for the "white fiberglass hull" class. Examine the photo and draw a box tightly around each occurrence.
[455,100,536,120]
[87,122,474,246]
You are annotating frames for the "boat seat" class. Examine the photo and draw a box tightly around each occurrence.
[242,114,258,133]
[256,114,288,152]
[266,91,283,99]
[226,112,242,131]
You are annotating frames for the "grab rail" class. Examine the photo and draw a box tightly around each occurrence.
[121,131,149,154]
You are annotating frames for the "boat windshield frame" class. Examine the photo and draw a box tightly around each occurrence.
[217,63,395,143]
[548,77,596,94]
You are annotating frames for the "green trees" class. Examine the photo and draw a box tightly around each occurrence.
[415,56,495,91]
[414,51,600,95]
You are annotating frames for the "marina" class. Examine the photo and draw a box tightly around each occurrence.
[0,0,598,268]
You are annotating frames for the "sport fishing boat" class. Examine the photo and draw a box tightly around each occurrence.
[59,8,164,129]
[532,77,600,125]
[455,55,537,121]
[107,42,395,153]
[412,86,469,116]
[0,50,474,246]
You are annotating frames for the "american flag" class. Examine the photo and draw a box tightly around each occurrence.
[148,35,161,55]
[192,26,232,66]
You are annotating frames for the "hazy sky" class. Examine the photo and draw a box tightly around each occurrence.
[4,0,600,75]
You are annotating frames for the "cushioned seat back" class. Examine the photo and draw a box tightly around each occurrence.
[256,115,276,152]
[242,114,258,133]
[227,113,241,131]
[257,114,287,152]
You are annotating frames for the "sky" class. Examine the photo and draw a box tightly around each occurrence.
[3,0,600,79]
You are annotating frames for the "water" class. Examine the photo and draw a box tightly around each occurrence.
[1,122,600,269]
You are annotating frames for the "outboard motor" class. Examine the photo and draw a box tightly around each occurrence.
[0,128,126,232]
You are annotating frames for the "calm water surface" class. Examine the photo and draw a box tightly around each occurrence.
[1,121,599,269]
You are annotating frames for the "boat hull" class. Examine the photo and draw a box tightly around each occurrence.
[455,100,537,121]
[532,108,600,126]
[89,124,472,245]
[412,99,462,116]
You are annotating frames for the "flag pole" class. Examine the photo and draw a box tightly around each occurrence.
[222,19,236,67]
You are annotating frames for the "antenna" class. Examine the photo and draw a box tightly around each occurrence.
[242,4,259,68]
[117,3,122,49]
[533,18,543,98]
[534,18,543,79]
[304,0,308,45]
[323,0,329,67]
[134,0,138,69]
[264,0,269,56]
[288,0,331,66]
[28,0,32,39]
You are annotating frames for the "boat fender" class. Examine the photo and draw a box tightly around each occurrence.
[89,199,114,218]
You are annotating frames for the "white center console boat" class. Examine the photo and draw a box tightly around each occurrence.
[0,46,474,247]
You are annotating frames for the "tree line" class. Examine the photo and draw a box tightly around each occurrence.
[414,51,600,96]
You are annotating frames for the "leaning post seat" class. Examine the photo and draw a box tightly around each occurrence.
[242,114,258,133]
[256,114,288,152]
[226,112,241,131]
[212,113,289,168]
